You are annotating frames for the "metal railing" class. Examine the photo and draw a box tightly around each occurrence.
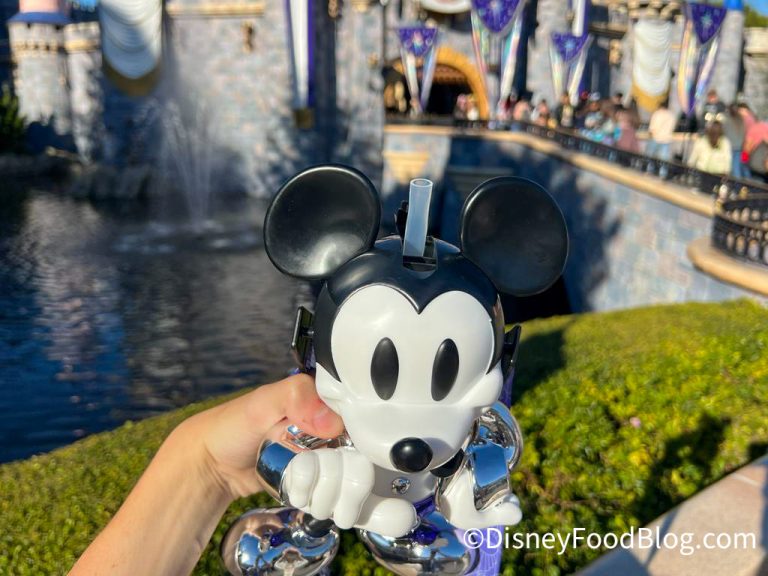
[519,121,768,199]
[713,194,768,266]
[385,115,768,269]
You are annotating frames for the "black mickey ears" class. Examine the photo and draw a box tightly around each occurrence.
[460,176,569,296]
[264,165,381,279]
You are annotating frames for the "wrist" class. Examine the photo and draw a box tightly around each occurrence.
[168,415,238,507]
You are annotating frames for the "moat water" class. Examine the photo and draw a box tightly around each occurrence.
[0,186,303,463]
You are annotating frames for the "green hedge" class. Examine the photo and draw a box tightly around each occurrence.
[0,84,25,154]
[1,300,767,575]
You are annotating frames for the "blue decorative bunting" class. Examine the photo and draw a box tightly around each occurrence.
[689,3,727,44]
[397,26,439,59]
[551,32,590,64]
[471,0,522,35]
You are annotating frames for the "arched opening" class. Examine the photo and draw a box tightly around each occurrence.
[384,46,489,119]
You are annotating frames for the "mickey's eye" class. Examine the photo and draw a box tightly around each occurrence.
[432,339,459,401]
[371,337,399,400]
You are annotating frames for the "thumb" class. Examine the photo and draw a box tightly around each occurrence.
[248,373,345,440]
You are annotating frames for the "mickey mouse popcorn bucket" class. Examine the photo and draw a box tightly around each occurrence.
[221,164,569,576]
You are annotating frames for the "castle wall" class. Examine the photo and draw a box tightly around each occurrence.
[526,0,568,106]
[8,19,72,150]
[743,27,768,120]
[332,4,385,188]
[710,9,745,105]
[64,21,101,161]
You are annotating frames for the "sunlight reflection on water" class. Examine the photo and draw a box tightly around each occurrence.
[0,189,305,463]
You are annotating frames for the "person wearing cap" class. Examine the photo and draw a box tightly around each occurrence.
[700,89,726,129]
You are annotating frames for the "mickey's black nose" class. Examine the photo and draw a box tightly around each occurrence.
[390,438,433,473]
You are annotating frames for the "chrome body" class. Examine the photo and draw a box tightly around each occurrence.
[226,407,522,576]
[436,402,523,512]
[221,508,339,576]
[358,508,479,576]
[255,440,296,502]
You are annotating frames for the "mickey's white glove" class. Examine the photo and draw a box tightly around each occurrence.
[283,447,418,538]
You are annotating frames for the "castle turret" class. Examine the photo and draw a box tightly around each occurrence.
[8,0,73,151]
[710,0,745,105]
[526,0,569,105]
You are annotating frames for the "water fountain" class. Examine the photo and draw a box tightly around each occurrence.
[112,93,262,255]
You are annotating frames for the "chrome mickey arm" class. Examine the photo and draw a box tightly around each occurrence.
[433,402,524,529]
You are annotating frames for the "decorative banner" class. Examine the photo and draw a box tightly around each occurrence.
[286,0,314,110]
[549,32,592,107]
[419,0,471,13]
[677,2,727,115]
[472,0,520,34]
[397,25,439,115]
[470,0,525,118]
[631,19,673,112]
[100,0,162,95]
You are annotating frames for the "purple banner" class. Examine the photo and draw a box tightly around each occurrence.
[552,32,590,64]
[397,26,439,58]
[689,2,727,44]
[471,0,522,34]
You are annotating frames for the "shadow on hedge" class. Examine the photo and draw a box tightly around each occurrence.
[633,413,730,523]
[511,324,569,405]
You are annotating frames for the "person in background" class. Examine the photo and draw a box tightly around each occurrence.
[688,120,732,175]
[496,93,515,125]
[737,102,757,135]
[646,100,677,161]
[555,91,575,129]
[744,120,768,183]
[531,98,550,126]
[512,96,532,123]
[453,94,468,126]
[723,104,748,179]
[575,90,590,129]
[615,107,640,152]
[466,95,480,125]
[597,100,617,143]
[700,88,725,128]
[583,94,603,130]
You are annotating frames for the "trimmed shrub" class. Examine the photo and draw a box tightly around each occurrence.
[1,300,767,575]
[0,84,25,154]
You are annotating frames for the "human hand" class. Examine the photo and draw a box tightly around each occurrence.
[179,373,345,503]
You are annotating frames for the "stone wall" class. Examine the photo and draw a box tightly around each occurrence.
[744,27,768,120]
[7,20,72,144]
[6,1,387,192]
[64,22,100,161]
[163,1,314,194]
[711,9,745,106]
[332,4,385,188]
[382,125,764,313]
[526,0,568,106]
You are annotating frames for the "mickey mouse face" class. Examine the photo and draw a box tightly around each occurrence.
[315,285,503,472]
[264,164,569,472]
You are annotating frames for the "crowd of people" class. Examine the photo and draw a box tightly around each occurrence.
[451,87,768,184]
